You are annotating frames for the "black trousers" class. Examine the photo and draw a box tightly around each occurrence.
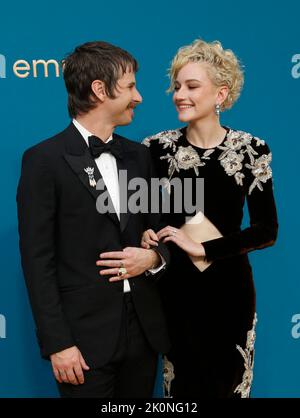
[57,292,158,398]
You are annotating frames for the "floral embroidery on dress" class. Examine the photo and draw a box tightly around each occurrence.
[163,356,175,398]
[217,130,272,194]
[143,129,182,153]
[143,129,215,179]
[220,130,253,153]
[160,145,208,178]
[245,153,272,195]
[219,150,245,186]
[234,313,257,398]
[143,128,272,195]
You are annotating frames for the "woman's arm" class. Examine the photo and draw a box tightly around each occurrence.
[202,140,278,261]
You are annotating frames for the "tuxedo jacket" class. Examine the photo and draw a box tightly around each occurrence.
[17,123,171,368]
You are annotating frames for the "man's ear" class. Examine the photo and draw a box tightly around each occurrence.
[91,80,106,102]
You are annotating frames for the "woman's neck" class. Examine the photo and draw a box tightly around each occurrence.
[186,117,227,149]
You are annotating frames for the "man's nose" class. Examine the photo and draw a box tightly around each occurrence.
[134,89,143,104]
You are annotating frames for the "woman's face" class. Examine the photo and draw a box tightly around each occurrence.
[173,62,220,123]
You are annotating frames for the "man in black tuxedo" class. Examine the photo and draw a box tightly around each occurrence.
[17,41,170,398]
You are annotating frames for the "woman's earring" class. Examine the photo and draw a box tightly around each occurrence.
[215,104,221,116]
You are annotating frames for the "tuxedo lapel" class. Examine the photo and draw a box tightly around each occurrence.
[64,149,102,201]
[115,136,139,232]
[63,124,120,226]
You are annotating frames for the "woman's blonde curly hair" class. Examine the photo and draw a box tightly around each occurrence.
[168,39,244,111]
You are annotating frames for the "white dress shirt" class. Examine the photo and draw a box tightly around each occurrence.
[72,119,165,293]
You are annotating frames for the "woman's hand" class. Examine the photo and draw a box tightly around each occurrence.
[141,229,159,249]
[157,225,206,258]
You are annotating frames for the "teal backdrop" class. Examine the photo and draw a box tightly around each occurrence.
[0,0,299,398]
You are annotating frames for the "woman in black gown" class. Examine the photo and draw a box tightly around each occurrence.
[142,39,278,398]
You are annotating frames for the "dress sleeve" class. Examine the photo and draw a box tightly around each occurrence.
[202,139,278,261]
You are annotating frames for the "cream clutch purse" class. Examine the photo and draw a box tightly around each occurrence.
[180,211,223,272]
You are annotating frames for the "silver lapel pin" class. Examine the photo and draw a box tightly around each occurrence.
[84,167,97,187]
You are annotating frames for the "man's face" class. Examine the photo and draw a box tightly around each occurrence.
[105,69,142,127]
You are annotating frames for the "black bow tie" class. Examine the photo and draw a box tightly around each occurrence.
[88,135,123,160]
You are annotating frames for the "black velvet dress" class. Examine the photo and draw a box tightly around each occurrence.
[143,126,278,398]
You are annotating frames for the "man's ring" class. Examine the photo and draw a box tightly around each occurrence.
[118,267,127,276]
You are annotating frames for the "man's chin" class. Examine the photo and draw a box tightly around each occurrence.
[118,117,133,126]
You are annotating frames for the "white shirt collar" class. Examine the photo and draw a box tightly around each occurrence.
[72,119,113,146]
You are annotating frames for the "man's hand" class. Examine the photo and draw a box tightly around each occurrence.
[96,247,160,282]
[50,346,90,385]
